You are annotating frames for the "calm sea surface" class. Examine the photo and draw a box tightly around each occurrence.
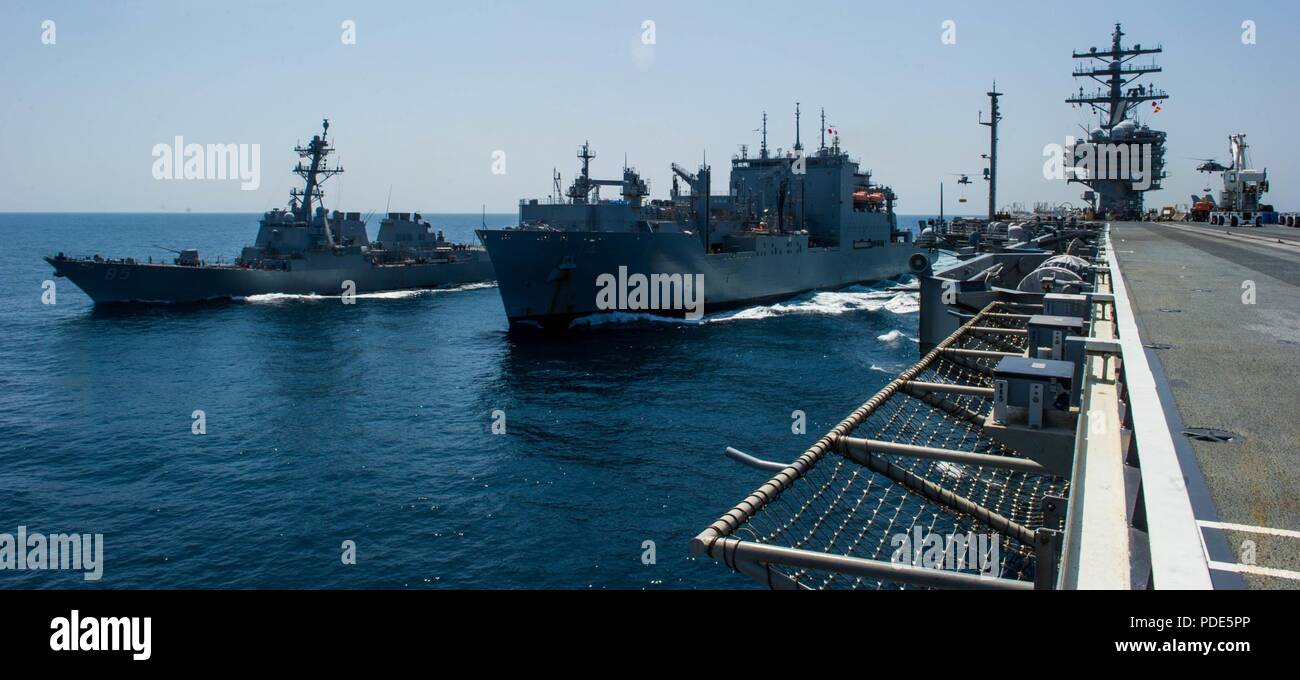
[0,212,950,588]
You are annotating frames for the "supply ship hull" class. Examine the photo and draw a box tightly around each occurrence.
[478,229,926,328]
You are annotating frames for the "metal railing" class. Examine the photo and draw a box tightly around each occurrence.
[1075,228,1212,588]
[693,227,1214,589]
[691,302,1067,589]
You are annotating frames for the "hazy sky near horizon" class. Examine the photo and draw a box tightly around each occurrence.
[2,0,1295,214]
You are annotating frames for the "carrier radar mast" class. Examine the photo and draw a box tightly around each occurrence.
[1066,23,1166,130]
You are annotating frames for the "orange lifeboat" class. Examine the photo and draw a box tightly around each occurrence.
[853,190,885,207]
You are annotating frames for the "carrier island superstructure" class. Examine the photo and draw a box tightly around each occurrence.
[477,108,932,329]
[47,119,493,304]
[1066,23,1168,220]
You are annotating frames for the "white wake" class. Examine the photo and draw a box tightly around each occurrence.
[567,283,921,328]
[708,286,919,323]
[241,281,496,304]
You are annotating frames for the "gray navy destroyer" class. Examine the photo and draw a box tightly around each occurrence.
[47,119,493,304]
[477,107,932,329]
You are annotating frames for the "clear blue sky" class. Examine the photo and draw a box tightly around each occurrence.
[2,0,1295,214]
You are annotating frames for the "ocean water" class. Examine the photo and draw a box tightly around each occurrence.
[0,212,945,589]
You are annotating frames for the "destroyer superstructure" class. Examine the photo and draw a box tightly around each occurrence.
[47,119,493,304]
[478,107,931,329]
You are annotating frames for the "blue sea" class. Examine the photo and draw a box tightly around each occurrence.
[0,212,950,589]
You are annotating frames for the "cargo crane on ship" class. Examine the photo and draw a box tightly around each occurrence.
[1193,134,1281,227]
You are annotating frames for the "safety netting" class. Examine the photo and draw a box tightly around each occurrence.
[694,302,1071,589]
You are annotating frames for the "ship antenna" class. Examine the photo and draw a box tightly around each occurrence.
[385,185,392,214]
[979,82,1002,222]
[794,102,802,152]
[820,107,826,151]
[569,141,596,203]
[760,111,769,159]
[579,141,593,182]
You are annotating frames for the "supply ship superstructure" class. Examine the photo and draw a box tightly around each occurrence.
[477,108,931,329]
[46,119,493,304]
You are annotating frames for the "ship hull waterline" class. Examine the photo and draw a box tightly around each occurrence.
[46,255,495,304]
[478,230,932,331]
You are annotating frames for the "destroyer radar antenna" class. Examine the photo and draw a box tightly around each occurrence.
[290,118,343,221]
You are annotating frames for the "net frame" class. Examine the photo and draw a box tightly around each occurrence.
[691,302,1071,590]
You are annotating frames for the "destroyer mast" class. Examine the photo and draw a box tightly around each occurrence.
[290,119,343,222]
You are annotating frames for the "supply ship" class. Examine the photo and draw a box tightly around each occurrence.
[46,119,493,304]
[477,107,932,330]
